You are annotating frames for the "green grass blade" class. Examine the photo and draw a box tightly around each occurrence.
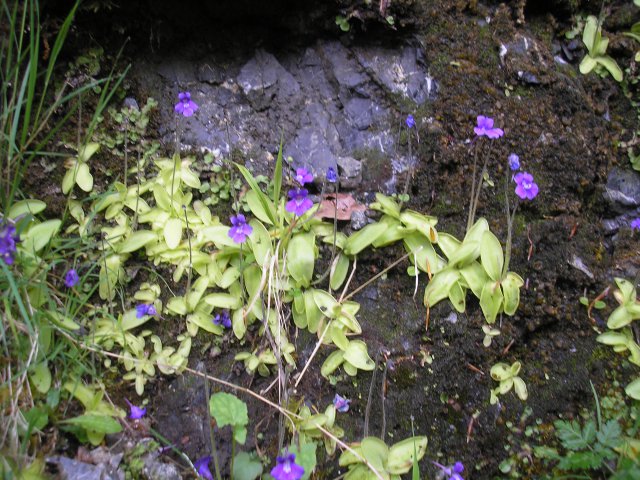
[235,162,277,224]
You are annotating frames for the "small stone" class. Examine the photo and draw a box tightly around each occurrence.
[197,63,225,85]
[350,210,368,230]
[604,167,640,210]
[336,156,362,189]
[123,97,139,111]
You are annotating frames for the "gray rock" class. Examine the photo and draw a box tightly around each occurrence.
[337,156,362,189]
[47,456,122,480]
[354,46,437,104]
[122,97,139,111]
[350,209,368,230]
[237,50,300,110]
[321,41,368,90]
[287,121,339,180]
[142,452,182,480]
[345,98,374,131]
[604,167,640,210]
[197,62,225,85]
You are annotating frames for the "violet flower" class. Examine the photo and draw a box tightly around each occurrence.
[508,153,520,171]
[64,269,79,288]
[0,223,19,265]
[285,188,313,217]
[270,452,304,480]
[125,399,147,420]
[326,167,338,183]
[194,456,213,480]
[432,460,464,480]
[514,172,539,200]
[174,92,199,117]
[406,114,416,128]
[228,214,253,244]
[136,304,157,318]
[631,218,640,231]
[474,115,504,139]
[295,168,314,186]
[213,310,232,329]
[333,393,350,413]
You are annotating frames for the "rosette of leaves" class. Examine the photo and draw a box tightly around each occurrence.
[490,361,528,404]
[338,436,428,479]
[423,218,523,323]
[579,15,623,81]
[596,278,640,399]
[61,380,124,445]
[62,142,100,194]
[295,403,345,455]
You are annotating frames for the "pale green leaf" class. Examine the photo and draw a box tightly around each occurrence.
[343,222,388,256]
[75,162,94,192]
[287,233,316,287]
[21,219,61,253]
[163,218,183,249]
[387,436,428,475]
[502,271,523,315]
[63,414,122,434]
[480,281,503,324]
[480,230,504,282]
[343,340,375,371]
[118,230,157,253]
[8,199,46,219]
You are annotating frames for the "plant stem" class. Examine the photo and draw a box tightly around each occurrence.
[183,205,192,295]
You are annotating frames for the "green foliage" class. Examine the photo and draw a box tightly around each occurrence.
[336,15,351,32]
[209,392,249,445]
[490,361,528,404]
[579,15,623,81]
[536,408,640,477]
[338,436,428,479]
[596,278,640,399]
[232,451,264,480]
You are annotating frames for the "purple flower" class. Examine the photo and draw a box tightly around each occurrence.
[474,115,504,139]
[213,310,232,329]
[125,399,147,420]
[406,114,416,129]
[271,453,304,480]
[508,153,520,171]
[136,304,157,318]
[631,218,640,231]
[295,168,314,186]
[333,394,350,413]
[432,461,464,480]
[174,92,198,117]
[514,172,539,200]
[285,189,314,217]
[64,269,79,288]
[0,223,19,265]
[326,167,338,183]
[194,456,213,480]
[228,214,253,244]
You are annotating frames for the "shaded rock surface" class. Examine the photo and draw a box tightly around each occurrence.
[132,40,435,191]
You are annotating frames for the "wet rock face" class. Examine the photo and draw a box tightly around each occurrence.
[134,39,436,190]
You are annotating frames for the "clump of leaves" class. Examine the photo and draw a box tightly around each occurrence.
[535,384,640,478]
[579,15,623,81]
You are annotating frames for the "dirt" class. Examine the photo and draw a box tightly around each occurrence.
[29,0,640,478]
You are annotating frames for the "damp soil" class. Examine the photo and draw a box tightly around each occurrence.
[33,0,640,478]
